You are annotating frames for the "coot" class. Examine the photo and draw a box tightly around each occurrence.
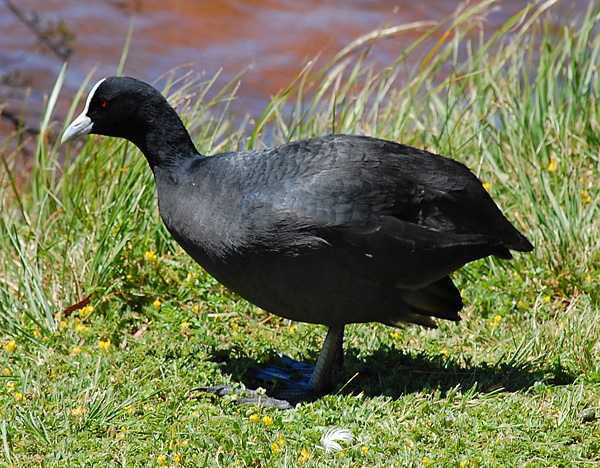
[62,76,533,408]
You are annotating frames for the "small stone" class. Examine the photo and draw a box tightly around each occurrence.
[578,408,596,423]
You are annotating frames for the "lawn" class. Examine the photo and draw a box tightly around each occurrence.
[1,1,599,466]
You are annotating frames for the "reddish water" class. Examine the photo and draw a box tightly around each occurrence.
[0,0,589,153]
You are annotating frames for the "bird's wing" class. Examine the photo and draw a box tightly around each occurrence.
[241,136,522,287]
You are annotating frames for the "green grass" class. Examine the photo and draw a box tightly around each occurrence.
[1,1,600,466]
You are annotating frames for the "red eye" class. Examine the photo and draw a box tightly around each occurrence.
[101,99,107,108]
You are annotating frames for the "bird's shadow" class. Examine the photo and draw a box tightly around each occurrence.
[339,345,574,399]
[210,344,575,401]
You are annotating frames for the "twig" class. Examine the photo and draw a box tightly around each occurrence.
[0,108,39,136]
[2,0,73,61]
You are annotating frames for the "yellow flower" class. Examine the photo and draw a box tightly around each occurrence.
[153,299,162,309]
[72,347,81,355]
[471,461,477,467]
[547,157,556,172]
[77,324,90,332]
[278,435,285,447]
[482,182,490,192]
[33,330,40,338]
[232,322,239,331]
[5,340,16,353]
[263,415,273,425]
[79,305,94,317]
[390,332,399,339]
[339,451,345,458]
[60,321,67,329]
[115,427,126,440]
[581,189,591,204]
[289,325,295,335]
[3,368,9,376]
[544,296,551,302]
[181,322,190,330]
[192,410,199,417]
[145,250,156,261]
[173,453,181,463]
[99,339,111,350]
[50,370,57,378]
[249,413,258,421]
[71,405,88,416]
[157,455,165,464]
[7,382,15,391]
[299,448,309,464]
[423,456,431,463]
[271,442,279,453]
[461,462,468,468]
[14,391,23,401]
[440,349,448,358]
[361,445,368,453]
[517,300,524,307]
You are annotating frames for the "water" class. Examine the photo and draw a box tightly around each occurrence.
[0,0,590,154]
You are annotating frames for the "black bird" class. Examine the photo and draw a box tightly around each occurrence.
[62,76,533,408]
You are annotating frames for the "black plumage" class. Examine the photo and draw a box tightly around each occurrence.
[62,76,533,406]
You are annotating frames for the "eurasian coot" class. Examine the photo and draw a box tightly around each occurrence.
[62,76,533,408]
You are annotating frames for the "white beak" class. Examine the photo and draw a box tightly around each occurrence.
[61,112,93,144]
[61,78,106,144]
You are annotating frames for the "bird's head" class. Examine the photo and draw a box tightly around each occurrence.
[62,76,171,149]
[61,76,196,169]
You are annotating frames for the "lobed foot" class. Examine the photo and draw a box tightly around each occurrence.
[193,352,321,409]
[195,326,345,409]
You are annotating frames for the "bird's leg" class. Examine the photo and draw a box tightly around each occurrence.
[196,325,346,408]
[308,325,345,395]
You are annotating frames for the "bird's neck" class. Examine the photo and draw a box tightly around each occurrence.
[133,112,202,173]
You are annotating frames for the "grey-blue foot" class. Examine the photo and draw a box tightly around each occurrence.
[194,384,316,409]
[195,326,345,409]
